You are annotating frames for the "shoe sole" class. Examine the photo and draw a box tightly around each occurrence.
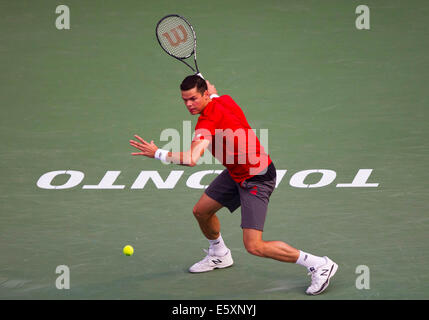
[307,262,338,295]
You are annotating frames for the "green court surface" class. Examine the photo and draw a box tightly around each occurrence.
[1,0,428,300]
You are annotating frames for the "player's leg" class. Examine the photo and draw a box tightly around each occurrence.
[242,228,338,295]
[194,169,240,248]
[238,166,338,295]
[189,170,240,273]
[242,228,299,262]
[192,192,223,240]
[188,192,234,273]
[242,228,330,268]
[238,166,326,266]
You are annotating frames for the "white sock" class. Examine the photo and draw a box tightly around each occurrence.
[208,233,228,256]
[295,250,326,271]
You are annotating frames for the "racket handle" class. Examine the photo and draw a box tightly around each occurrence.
[196,72,204,79]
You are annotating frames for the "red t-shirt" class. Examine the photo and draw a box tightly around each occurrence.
[192,95,272,183]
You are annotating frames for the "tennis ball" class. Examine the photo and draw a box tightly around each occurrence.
[123,245,134,256]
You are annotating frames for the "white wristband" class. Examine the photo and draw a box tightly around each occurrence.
[210,94,219,99]
[154,149,168,163]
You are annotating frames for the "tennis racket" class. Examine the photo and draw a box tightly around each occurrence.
[155,14,204,79]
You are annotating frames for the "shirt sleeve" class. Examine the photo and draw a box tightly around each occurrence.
[192,119,216,142]
[192,100,223,142]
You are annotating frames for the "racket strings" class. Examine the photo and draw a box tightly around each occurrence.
[156,16,195,59]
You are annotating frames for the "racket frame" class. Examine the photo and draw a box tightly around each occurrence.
[155,14,202,76]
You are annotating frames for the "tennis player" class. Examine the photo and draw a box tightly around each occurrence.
[129,75,338,295]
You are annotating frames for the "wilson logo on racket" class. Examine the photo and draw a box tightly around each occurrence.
[162,25,188,47]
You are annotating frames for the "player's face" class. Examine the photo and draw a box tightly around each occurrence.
[181,87,209,115]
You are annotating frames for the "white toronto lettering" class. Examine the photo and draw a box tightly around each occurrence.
[289,169,337,188]
[186,170,223,189]
[82,171,125,189]
[37,170,84,189]
[36,169,379,190]
[275,170,287,188]
[336,169,379,188]
[131,170,184,189]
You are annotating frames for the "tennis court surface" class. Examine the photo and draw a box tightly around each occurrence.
[1,0,428,300]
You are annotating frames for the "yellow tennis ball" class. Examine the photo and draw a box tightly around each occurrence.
[123,245,134,256]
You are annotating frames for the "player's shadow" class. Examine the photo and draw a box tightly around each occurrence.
[260,278,309,295]
[64,270,182,299]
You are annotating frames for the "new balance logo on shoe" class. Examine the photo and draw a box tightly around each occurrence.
[188,249,234,273]
[306,257,338,295]
[320,269,330,276]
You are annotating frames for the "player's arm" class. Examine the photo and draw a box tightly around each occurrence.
[129,135,210,167]
[166,139,210,166]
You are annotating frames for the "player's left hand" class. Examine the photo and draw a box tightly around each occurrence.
[206,80,218,96]
[129,135,158,158]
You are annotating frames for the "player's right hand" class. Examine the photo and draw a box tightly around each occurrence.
[129,135,158,158]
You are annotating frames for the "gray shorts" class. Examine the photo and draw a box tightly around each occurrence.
[204,163,277,231]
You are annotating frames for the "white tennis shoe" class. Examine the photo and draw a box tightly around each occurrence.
[188,249,234,273]
[305,256,338,295]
